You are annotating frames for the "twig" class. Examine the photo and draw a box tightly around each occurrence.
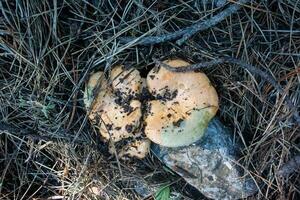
[120,0,250,45]
[154,58,226,72]
[67,58,79,130]
[177,0,250,45]
[277,155,300,178]
[154,57,300,125]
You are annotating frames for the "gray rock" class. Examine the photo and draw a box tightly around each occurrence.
[152,118,258,200]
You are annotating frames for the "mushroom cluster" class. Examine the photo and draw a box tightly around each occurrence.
[84,65,150,159]
[84,59,219,159]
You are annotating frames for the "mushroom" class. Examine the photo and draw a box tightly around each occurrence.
[84,71,106,109]
[84,66,150,158]
[110,65,144,100]
[144,59,219,147]
[92,94,142,142]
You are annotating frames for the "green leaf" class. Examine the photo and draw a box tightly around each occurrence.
[155,185,170,200]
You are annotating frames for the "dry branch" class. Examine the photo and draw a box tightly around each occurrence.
[120,0,250,45]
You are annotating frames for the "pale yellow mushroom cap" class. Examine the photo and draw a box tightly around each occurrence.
[144,59,219,147]
[84,71,106,109]
[90,94,142,142]
[84,67,143,143]
[110,65,143,99]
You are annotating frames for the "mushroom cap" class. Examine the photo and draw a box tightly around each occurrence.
[85,68,143,143]
[110,65,143,100]
[84,71,106,109]
[144,59,219,147]
[90,94,142,142]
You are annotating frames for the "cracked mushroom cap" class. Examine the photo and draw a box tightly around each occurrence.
[144,59,219,147]
[84,67,143,143]
[110,65,143,100]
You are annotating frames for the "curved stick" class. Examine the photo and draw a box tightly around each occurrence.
[120,0,250,45]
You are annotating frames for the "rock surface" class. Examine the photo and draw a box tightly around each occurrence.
[152,118,258,200]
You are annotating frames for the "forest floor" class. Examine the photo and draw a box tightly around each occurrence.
[0,0,299,199]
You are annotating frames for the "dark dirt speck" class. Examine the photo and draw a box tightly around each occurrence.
[149,75,155,80]
[125,124,133,133]
[157,88,178,101]
[106,123,113,131]
[173,118,184,127]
